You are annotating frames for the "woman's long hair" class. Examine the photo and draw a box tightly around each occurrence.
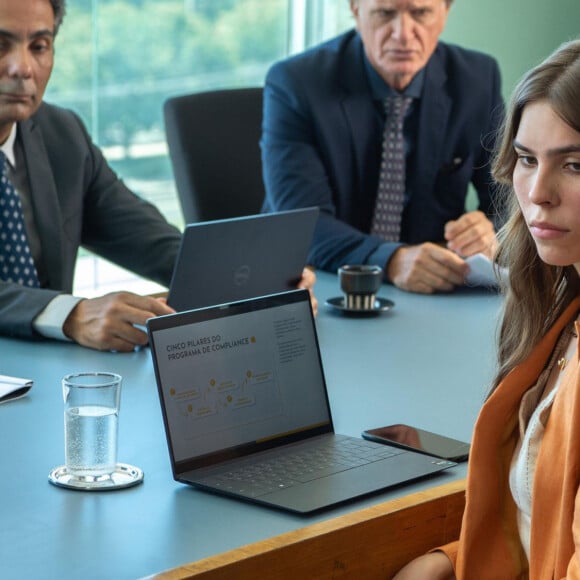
[491,39,580,391]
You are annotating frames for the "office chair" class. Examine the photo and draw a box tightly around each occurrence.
[163,87,265,223]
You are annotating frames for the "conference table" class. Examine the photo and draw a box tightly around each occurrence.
[0,271,502,579]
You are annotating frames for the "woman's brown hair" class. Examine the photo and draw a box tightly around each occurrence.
[491,39,580,391]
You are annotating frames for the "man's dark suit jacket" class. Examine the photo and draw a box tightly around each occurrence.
[0,102,181,339]
[261,30,504,273]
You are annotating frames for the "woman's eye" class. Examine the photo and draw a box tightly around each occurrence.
[565,161,580,172]
[516,154,536,167]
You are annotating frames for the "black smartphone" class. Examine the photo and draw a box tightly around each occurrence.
[362,423,470,462]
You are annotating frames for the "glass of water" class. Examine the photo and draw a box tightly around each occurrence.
[49,371,143,490]
[63,372,122,481]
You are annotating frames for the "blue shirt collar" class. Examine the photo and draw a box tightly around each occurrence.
[363,49,425,100]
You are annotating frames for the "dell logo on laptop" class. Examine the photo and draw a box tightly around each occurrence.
[233,265,251,286]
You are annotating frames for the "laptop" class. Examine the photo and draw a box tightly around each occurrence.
[166,208,319,311]
[147,290,455,514]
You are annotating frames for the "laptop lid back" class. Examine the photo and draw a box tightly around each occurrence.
[167,208,319,311]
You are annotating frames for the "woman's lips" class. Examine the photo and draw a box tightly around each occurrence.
[529,220,569,240]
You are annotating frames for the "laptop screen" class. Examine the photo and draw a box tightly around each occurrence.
[148,290,333,470]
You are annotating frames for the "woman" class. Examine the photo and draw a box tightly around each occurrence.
[394,39,580,579]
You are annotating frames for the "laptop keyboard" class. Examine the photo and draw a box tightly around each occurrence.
[202,436,403,498]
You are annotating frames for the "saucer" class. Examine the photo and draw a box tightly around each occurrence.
[48,463,144,491]
[325,296,394,315]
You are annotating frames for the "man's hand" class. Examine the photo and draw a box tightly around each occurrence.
[444,210,497,259]
[298,267,318,316]
[387,243,468,294]
[63,292,175,352]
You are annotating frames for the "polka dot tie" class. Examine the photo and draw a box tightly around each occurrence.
[0,150,39,287]
[371,96,412,242]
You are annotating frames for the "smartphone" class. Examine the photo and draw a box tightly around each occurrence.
[362,424,470,462]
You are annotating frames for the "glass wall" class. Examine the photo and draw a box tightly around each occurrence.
[45,0,353,295]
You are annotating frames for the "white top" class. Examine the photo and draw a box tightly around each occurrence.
[509,327,578,560]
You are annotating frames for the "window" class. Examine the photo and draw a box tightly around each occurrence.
[45,0,352,296]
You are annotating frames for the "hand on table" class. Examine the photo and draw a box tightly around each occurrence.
[63,291,175,352]
[298,267,318,316]
[387,243,469,294]
[444,210,497,259]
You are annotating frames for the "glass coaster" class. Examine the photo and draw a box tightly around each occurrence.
[48,463,144,491]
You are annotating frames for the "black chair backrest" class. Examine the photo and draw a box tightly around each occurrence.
[164,87,265,223]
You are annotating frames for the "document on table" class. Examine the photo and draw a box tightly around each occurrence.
[0,374,33,404]
[465,253,506,287]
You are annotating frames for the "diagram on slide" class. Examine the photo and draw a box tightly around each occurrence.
[166,345,282,435]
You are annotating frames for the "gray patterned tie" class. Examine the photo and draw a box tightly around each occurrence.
[371,96,412,242]
[0,150,39,287]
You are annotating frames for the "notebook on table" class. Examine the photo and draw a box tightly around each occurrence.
[147,289,455,514]
[166,208,319,311]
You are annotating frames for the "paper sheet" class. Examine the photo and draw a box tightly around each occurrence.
[0,374,33,404]
[465,253,506,287]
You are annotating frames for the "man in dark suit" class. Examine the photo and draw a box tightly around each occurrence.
[261,0,504,294]
[0,0,316,351]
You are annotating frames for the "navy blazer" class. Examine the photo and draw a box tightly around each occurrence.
[0,102,181,339]
[261,30,504,272]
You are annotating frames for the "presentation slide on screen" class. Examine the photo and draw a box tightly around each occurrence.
[153,301,330,462]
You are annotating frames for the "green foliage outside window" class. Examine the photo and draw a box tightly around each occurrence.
[45,0,352,290]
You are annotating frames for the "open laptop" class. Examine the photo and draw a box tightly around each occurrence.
[147,290,455,514]
[166,208,319,311]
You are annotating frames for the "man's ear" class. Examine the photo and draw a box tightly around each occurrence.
[349,0,360,29]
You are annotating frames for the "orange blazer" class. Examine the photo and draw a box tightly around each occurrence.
[440,297,580,579]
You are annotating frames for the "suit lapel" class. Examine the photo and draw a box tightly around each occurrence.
[415,46,451,194]
[19,115,65,290]
[341,92,376,177]
[338,34,378,195]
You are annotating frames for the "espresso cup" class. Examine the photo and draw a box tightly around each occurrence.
[338,265,383,310]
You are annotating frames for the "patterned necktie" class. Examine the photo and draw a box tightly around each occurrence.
[0,150,40,287]
[371,96,413,242]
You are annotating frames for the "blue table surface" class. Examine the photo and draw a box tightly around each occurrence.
[0,271,502,579]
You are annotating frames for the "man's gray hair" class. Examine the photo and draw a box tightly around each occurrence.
[349,0,454,4]
[49,0,66,34]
